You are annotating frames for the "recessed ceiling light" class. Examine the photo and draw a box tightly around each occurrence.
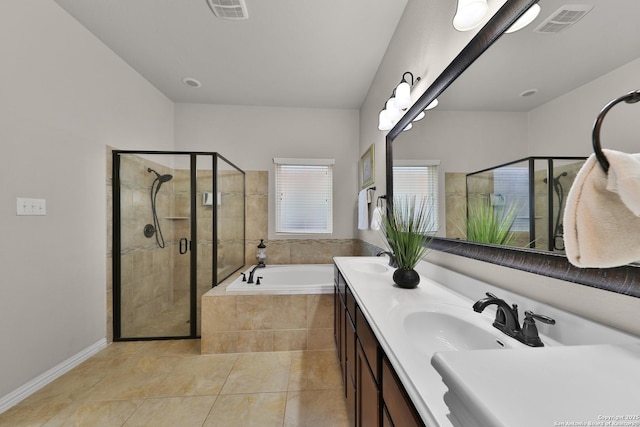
[182,77,202,88]
[520,89,538,97]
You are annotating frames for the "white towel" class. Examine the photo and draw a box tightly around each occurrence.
[358,189,369,230]
[370,206,383,231]
[564,149,640,268]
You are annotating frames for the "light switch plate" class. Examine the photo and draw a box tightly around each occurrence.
[17,197,46,216]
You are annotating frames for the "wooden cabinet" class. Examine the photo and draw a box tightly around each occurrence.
[382,356,423,427]
[334,265,425,427]
[357,341,380,426]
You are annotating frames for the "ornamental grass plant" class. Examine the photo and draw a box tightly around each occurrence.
[380,196,436,270]
[464,198,518,246]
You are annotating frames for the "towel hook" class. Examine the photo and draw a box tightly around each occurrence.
[592,89,640,173]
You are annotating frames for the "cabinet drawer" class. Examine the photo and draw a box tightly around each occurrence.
[356,306,379,384]
[382,356,424,427]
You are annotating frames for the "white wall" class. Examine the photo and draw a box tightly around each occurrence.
[529,57,640,157]
[173,103,360,239]
[358,0,640,336]
[358,0,509,248]
[0,0,174,400]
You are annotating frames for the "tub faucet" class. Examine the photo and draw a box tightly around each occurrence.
[247,264,264,284]
[472,292,521,338]
[376,251,397,268]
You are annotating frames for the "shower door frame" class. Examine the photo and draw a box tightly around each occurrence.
[112,150,245,341]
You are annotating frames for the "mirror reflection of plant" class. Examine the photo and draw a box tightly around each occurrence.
[380,196,437,270]
[464,198,518,246]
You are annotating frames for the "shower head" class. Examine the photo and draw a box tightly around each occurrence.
[159,174,173,183]
[147,168,173,183]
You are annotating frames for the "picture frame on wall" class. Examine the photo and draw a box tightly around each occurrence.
[360,144,375,189]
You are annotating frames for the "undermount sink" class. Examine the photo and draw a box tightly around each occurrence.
[349,260,391,274]
[404,310,519,354]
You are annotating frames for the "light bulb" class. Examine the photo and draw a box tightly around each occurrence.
[413,110,426,121]
[505,4,541,33]
[394,81,411,109]
[378,110,393,131]
[453,0,489,32]
[426,98,439,110]
[386,99,402,122]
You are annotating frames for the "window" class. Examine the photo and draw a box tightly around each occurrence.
[274,158,334,234]
[392,160,439,234]
[493,166,530,232]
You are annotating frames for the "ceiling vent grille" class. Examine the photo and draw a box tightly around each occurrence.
[206,0,249,20]
[534,4,593,34]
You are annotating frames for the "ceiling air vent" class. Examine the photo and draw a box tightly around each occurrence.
[206,0,249,20]
[534,4,593,34]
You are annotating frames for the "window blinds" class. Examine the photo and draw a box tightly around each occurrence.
[392,161,439,234]
[493,166,530,232]
[274,158,334,234]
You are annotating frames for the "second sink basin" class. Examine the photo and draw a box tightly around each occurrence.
[349,260,392,274]
[404,310,519,354]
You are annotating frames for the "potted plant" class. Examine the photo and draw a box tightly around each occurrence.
[380,196,436,288]
[464,198,518,246]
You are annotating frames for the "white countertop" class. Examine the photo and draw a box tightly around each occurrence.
[432,343,640,427]
[333,256,640,427]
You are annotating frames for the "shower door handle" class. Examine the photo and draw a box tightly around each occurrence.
[179,238,189,255]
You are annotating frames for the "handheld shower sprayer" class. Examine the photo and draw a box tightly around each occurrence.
[145,168,174,248]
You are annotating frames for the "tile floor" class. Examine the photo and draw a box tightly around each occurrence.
[0,340,349,427]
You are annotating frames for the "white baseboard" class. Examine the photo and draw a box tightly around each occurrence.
[0,338,108,414]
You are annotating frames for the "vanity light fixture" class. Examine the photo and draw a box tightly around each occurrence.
[453,1,539,33]
[505,3,541,33]
[453,0,489,31]
[378,72,438,131]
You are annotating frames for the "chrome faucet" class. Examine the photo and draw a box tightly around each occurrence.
[376,251,397,268]
[247,264,264,284]
[473,292,555,347]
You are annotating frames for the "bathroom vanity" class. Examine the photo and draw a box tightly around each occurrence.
[333,256,640,427]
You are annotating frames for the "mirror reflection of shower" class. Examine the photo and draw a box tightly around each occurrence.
[544,171,568,251]
[144,167,173,248]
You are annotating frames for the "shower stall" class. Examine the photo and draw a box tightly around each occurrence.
[466,157,586,252]
[112,151,245,340]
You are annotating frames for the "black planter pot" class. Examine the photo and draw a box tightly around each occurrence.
[392,268,420,289]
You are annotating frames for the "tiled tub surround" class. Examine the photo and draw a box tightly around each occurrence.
[201,274,335,354]
[243,170,359,266]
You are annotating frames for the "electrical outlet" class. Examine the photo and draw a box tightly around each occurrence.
[16,197,46,216]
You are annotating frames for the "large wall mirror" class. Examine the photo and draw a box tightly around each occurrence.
[386,0,640,297]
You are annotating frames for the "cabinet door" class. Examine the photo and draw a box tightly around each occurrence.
[382,356,424,427]
[356,307,379,384]
[339,294,347,393]
[346,312,357,425]
[382,407,393,427]
[357,341,380,427]
[334,285,341,357]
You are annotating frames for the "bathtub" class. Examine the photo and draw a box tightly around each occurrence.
[226,264,334,295]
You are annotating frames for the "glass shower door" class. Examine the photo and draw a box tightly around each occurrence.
[114,152,192,339]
